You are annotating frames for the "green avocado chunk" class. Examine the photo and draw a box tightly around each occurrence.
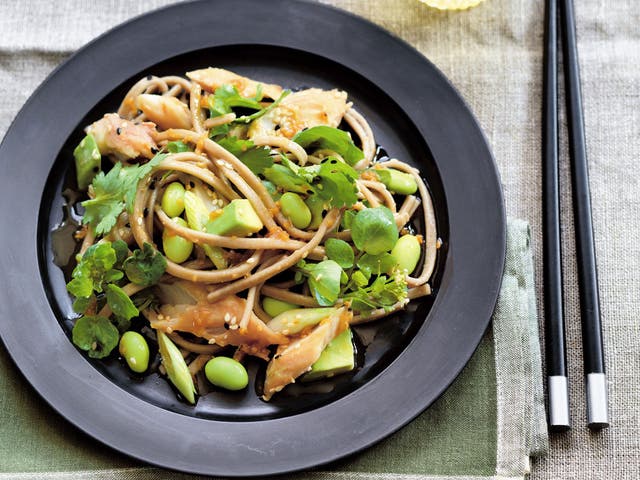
[74,134,101,190]
[206,199,263,237]
[302,328,355,382]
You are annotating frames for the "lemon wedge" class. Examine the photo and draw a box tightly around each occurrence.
[419,0,486,10]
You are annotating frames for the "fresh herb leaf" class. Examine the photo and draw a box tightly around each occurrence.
[234,89,290,124]
[305,260,343,306]
[123,242,167,287]
[345,269,407,312]
[264,156,357,209]
[341,209,357,230]
[66,242,123,298]
[263,163,313,194]
[208,123,230,139]
[167,141,190,153]
[357,252,396,277]
[313,157,358,208]
[105,284,139,321]
[72,294,95,314]
[72,315,120,359]
[80,163,126,235]
[351,270,368,288]
[112,239,129,267]
[293,126,364,166]
[132,290,158,311]
[208,84,263,117]
[325,238,354,269]
[217,136,273,175]
[111,315,131,333]
[351,206,398,255]
[81,152,166,235]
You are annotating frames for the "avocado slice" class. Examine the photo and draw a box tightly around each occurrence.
[206,199,263,237]
[74,134,101,190]
[302,328,355,382]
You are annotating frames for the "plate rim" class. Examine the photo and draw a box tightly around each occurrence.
[0,0,505,476]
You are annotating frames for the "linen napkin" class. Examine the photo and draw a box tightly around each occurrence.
[0,219,547,479]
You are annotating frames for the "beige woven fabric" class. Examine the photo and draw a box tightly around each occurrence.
[0,0,638,478]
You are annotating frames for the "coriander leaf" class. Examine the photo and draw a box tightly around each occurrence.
[325,238,354,268]
[217,136,273,175]
[314,157,358,208]
[351,206,398,255]
[208,123,230,139]
[167,141,190,153]
[81,162,126,235]
[66,242,123,298]
[105,284,139,320]
[235,89,290,124]
[81,152,166,235]
[122,152,166,211]
[305,260,343,306]
[72,315,120,359]
[236,145,273,175]
[123,242,167,286]
[293,126,364,166]
[208,84,263,117]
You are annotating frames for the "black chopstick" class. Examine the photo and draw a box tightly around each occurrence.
[559,0,609,429]
[543,0,570,431]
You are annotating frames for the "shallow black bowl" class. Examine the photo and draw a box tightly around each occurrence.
[0,0,505,476]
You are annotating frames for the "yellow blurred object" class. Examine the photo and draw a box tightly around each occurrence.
[419,0,486,10]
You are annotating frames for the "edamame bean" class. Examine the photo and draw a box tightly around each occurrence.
[390,234,421,274]
[280,192,312,229]
[161,182,186,217]
[205,357,249,391]
[162,217,193,263]
[263,297,299,318]
[119,331,150,373]
[305,195,325,230]
[378,169,418,195]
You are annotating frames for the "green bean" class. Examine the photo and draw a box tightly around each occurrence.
[377,168,418,195]
[390,234,421,274]
[205,357,249,391]
[262,297,299,318]
[280,192,312,229]
[161,182,186,217]
[162,217,193,263]
[119,331,150,373]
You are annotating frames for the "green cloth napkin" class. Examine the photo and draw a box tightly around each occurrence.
[0,219,546,479]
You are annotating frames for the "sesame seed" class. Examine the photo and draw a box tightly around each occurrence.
[224,313,231,322]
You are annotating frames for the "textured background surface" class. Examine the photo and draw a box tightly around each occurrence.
[0,0,638,478]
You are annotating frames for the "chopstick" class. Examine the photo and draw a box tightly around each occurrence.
[543,0,570,431]
[559,0,609,429]
[544,0,609,430]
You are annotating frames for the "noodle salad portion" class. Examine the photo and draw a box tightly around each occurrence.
[66,67,437,402]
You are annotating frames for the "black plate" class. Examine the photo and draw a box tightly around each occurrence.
[0,0,505,476]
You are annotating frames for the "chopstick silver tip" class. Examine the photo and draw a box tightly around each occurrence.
[548,375,570,430]
[586,373,609,429]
